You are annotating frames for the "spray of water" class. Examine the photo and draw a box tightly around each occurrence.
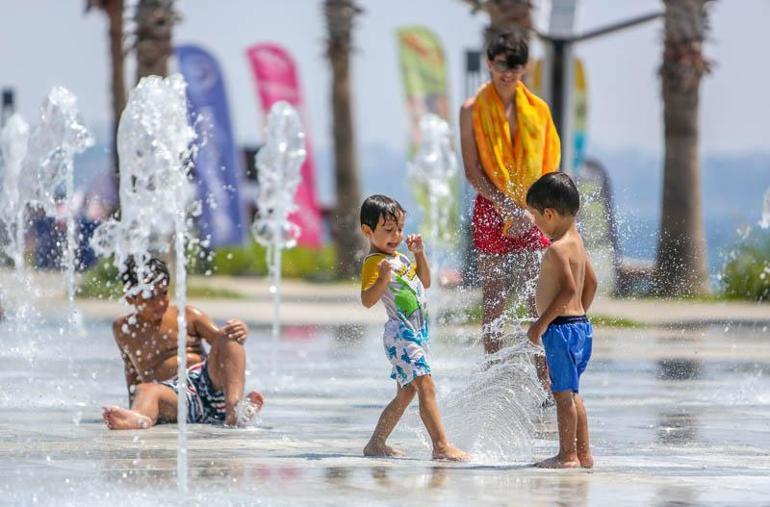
[407,113,458,329]
[19,87,94,329]
[440,336,548,463]
[90,74,196,494]
[760,188,770,230]
[251,101,305,377]
[0,114,31,270]
[0,113,42,345]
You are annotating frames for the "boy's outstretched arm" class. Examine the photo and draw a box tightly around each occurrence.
[361,259,392,308]
[528,247,577,344]
[112,319,139,404]
[120,349,139,404]
[188,306,248,346]
[582,259,598,312]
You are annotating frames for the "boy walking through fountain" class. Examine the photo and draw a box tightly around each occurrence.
[525,173,597,468]
[102,256,264,430]
[359,195,467,461]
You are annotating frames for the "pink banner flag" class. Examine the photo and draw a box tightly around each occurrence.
[246,43,323,249]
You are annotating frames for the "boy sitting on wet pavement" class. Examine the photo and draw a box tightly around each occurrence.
[102,256,264,430]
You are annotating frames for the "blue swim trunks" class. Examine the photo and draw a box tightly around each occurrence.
[542,315,593,393]
[159,360,227,424]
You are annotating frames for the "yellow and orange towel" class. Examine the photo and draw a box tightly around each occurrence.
[472,81,561,208]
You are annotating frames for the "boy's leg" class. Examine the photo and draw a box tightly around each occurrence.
[364,382,416,457]
[411,375,468,461]
[574,393,593,468]
[535,390,580,468]
[103,383,177,430]
[207,335,264,426]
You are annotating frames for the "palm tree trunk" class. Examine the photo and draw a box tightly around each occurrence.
[135,0,176,81]
[325,0,366,278]
[86,0,126,209]
[654,0,712,296]
[462,0,533,46]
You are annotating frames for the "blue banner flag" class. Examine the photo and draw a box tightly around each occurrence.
[176,44,245,246]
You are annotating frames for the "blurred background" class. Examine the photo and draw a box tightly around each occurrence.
[1,0,768,301]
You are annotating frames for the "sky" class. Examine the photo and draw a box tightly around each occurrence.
[1,0,768,160]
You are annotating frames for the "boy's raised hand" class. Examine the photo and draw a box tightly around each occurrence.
[405,234,424,254]
[377,258,393,279]
[221,319,248,344]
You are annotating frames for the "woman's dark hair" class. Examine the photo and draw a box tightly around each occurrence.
[360,195,405,230]
[486,31,529,68]
[526,172,580,216]
[121,255,170,291]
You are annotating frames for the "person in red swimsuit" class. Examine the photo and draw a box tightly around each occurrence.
[459,33,556,355]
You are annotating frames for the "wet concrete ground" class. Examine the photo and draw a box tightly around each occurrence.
[1,318,769,506]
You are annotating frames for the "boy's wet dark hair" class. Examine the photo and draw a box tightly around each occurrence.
[526,172,580,216]
[121,256,170,292]
[486,32,529,69]
[360,195,405,231]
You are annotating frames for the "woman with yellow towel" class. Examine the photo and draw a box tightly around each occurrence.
[459,32,561,355]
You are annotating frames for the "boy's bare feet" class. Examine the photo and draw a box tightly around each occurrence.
[246,390,265,410]
[224,390,266,427]
[432,443,469,462]
[103,406,152,430]
[533,454,580,468]
[363,442,405,458]
[578,453,594,469]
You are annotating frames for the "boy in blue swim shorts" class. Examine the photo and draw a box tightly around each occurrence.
[525,173,598,469]
[359,195,467,461]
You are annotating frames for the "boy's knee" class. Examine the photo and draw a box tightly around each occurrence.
[212,335,246,359]
[413,375,436,396]
[134,383,161,397]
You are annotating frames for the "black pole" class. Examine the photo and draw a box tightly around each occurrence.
[550,40,566,171]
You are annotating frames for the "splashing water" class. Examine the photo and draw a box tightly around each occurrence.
[408,114,459,328]
[90,74,196,494]
[0,114,30,271]
[439,335,549,463]
[407,114,458,244]
[20,88,93,330]
[760,188,770,229]
[251,101,306,376]
[0,114,39,338]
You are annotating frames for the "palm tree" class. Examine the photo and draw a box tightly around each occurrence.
[324,0,366,278]
[134,0,177,81]
[461,0,533,46]
[653,0,712,296]
[85,0,126,188]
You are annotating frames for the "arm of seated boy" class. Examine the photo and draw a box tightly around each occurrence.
[187,306,248,346]
[582,258,598,313]
[528,245,577,344]
[361,258,392,308]
[112,318,140,404]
